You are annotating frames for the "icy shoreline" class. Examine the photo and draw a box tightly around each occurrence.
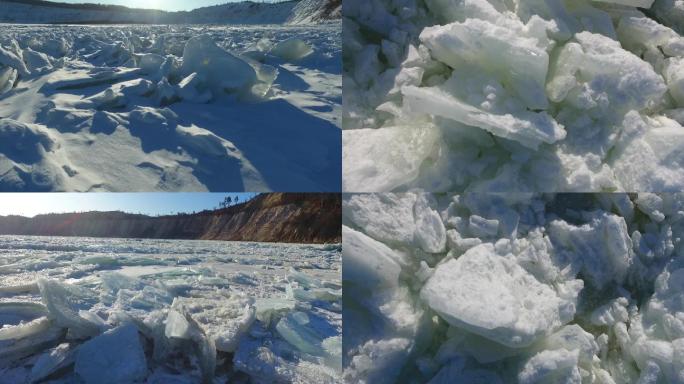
[0,235,342,383]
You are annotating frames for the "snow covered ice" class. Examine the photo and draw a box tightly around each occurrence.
[0,236,341,383]
[0,23,341,191]
[343,0,684,192]
[343,193,684,383]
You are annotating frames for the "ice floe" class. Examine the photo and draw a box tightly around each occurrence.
[0,235,341,383]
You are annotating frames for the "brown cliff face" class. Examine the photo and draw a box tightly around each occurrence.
[0,193,341,244]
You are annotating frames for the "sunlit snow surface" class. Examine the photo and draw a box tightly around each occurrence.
[0,235,342,383]
[343,193,684,384]
[0,23,341,192]
[343,0,684,192]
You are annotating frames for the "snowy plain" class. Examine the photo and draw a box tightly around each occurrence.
[0,235,342,383]
[343,0,684,192]
[343,193,684,384]
[0,22,341,191]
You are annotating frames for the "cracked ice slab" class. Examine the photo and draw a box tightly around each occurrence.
[402,85,566,150]
[74,324,147,384]
[419,19,550,110]
[420,243,579,348]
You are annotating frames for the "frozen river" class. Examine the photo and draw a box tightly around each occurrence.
[0,235,342,383]
[0,23,341,191]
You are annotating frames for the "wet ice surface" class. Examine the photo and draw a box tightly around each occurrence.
[0,235,342,383]
[343,193,684,384]
[343,0,684,192]
[0,23,341,191]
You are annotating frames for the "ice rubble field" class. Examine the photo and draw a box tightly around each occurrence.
[344,0,684,192]
[0,23,341,192]
[343,193,684,384]
[0,235,342,383]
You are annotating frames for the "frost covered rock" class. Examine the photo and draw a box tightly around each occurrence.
[181,35,257,95]
[420,243,579,347]
[74,324,147,384]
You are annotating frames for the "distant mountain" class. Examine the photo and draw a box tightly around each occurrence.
[0,193,342,243]
[0,0,341,24]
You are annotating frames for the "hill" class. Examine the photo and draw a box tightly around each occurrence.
[0,193,341,243]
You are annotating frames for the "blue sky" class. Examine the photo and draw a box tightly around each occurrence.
[57,0,279,11]
[0,193,258,217]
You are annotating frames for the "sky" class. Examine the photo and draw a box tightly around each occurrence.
[0,193,258,217]
[57,0,280,11]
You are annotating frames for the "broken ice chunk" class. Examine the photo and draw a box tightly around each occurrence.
[419,19,550,110]
[343,193,418,247]
[170,297,255,353]
[22,48,52,74]
[177,72,212,103]
[342,125,441,192]
[518,349,582,384]
[74,324,147,384]
[549,212,633,289]
[402,85,565,150]
[420,244,580,347]
[0,66,18,94]
[181,35,257,95]
[342,226,402,290]
[269,38,313,61]
[591,297,630,326]
[164,309,191,339]
[276,311,334,357]
[414,194,447,253]
[254,298,296,325]
[635,193,666,222]
[0,44,30,76]
[30,343,75,383]
[0,316,51,341]
[610,112,684,191]
[86,88,127,110]
[38,279,101,339]
[663,58,684,107]
[468,215,499,238]
[137,53,164,75]
[548,32,667,113]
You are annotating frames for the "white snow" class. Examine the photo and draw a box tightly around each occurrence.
[0,23,341,191]
[0,235,341,383]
